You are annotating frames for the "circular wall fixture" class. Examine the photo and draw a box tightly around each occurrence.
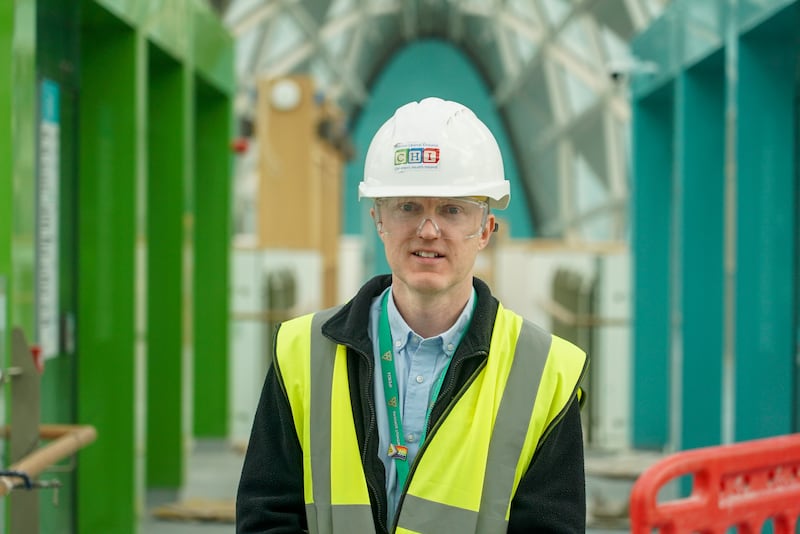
[270,78,302,111]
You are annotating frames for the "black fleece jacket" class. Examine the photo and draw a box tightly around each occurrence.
[236,275,587,533]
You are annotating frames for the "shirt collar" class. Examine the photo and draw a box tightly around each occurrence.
[385,286,476,356]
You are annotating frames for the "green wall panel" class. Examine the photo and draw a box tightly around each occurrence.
[36,2,82,531]
[89,0,146,29]
[146,43,186,489]
[734,15,797,441]
[193,78,231,437]
[4,1,232,529]
[10,0,36,336]
[0,28,10,532]
[193,3,235,96]
[0,0,13,329]
[2,0,36,528]
[145,1,190,62]
[631,85,673,450]
[677,57,725,451]
[77,4,139,532]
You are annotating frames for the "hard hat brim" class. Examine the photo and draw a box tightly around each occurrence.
[358,182,510,210]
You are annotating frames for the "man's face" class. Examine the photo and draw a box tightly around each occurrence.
[371,197,495,297]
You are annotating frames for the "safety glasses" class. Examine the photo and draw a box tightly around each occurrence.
[374,197,489,240]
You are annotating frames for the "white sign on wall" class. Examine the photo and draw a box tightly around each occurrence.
[37,79,60,359]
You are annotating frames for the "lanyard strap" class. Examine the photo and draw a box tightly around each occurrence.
[378,290,470,491]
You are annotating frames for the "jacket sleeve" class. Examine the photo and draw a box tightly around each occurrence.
[236,363,308,533]
[507,397,586,533]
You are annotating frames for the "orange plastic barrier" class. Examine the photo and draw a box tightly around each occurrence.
[629,433,800,533]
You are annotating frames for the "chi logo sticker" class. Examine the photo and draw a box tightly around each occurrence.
[423,147,439,163]
[394,144,440,170]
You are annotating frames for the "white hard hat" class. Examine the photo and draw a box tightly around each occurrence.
[359,97,510,209]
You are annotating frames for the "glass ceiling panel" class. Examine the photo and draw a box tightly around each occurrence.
[261,12,307,66]
[644,0,670,18]
[323,27,350,58]
[530,145,561,229]
[464,19,506,83]
[559,17,598,64]
[310,57,334,91]
[598,24,629,63]
[572,112,608,185]
[222,0,670,241]
[538,0,570,27]
[370,0,398,8]
[511,32,538,64]
[507,0,540,26]
[557,63,596,117]
[225,0,262,25]
[235,26,260,77]
[328,0,355,19]
[575,153,608,214]
[512,63,554,142]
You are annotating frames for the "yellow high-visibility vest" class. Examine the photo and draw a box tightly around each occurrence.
[276,303,587,534]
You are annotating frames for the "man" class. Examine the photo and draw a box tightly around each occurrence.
[237,97,588,533]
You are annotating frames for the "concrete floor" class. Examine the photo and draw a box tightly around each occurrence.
[140,440,242,534]
[140,441,634,534]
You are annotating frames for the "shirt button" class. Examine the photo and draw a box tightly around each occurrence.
[395,340,402,348]
[446,343,454,351]
[415,375,424,384]
[406,433,416,442]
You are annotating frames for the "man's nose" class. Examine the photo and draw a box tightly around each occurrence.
[416,217,441,238]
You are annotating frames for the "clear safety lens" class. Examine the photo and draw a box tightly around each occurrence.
[375,197,489,240]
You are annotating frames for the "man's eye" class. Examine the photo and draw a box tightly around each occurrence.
[399,203,418,213]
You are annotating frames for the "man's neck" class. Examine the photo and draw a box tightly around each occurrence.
[390,282,472,339]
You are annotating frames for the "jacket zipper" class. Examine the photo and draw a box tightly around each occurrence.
[358,349,387,534]
[390,353,488,533]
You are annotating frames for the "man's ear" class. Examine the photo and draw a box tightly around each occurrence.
[370,207,383,236]
[477,214,496,250]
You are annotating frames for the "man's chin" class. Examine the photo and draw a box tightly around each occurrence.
[404,273,449,294]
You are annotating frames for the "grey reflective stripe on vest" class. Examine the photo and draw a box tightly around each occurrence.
[306,306,375,534]
[399,495,482,532]
[476,319,552,532]
[397,320,552,534]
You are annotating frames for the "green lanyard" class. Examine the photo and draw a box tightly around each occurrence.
[378,290,470,491]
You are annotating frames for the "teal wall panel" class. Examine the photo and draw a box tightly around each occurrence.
[734,18,797,441]
[677,57,725,451]
[632,0,799,448]
[796,91,800,433]
[631,86,673,449]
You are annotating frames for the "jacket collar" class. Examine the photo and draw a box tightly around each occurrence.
[321,274,498,360]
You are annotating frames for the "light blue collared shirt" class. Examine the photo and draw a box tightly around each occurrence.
[369,286,476,525]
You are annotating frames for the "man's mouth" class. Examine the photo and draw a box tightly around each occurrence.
[414,251,442,258]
